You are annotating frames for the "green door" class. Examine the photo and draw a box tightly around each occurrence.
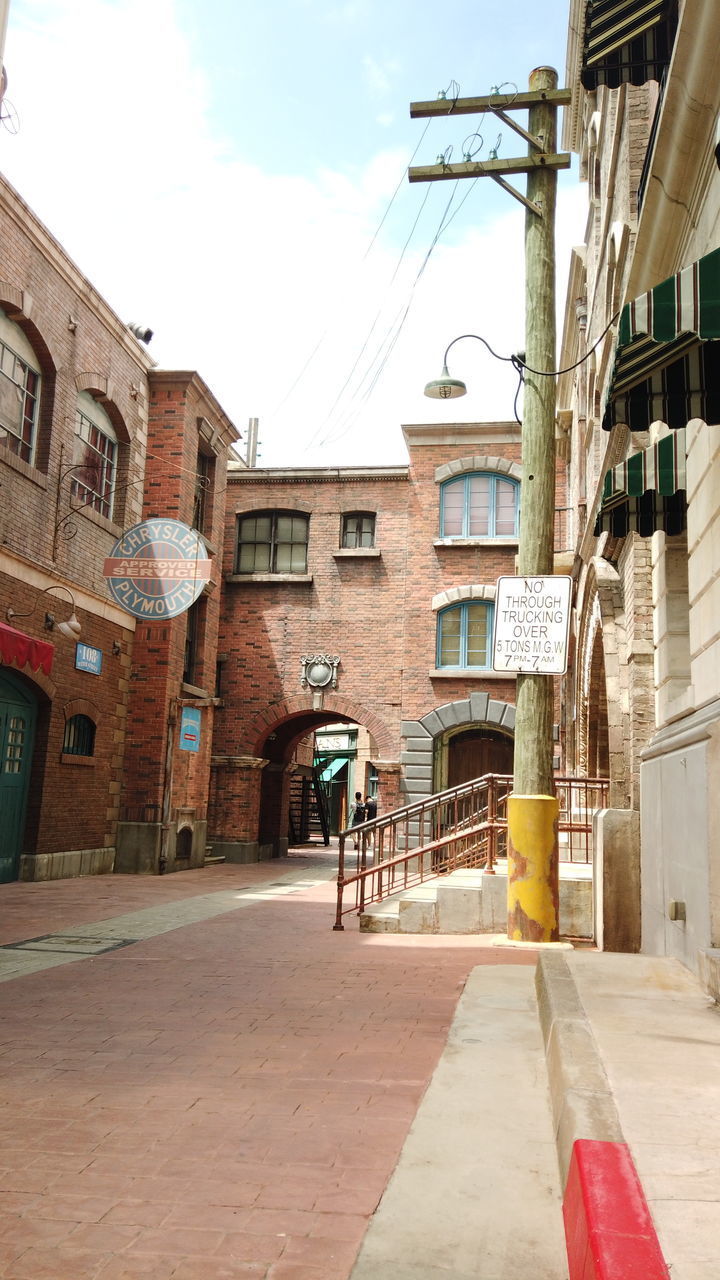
[0,672,37,883]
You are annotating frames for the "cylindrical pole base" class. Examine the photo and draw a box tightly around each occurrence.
[507,794,560,943]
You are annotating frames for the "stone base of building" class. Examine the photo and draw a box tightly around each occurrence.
[211,839,285,863]
[115,820,208,874]
[593,808,641,952]
[19,847,116,881]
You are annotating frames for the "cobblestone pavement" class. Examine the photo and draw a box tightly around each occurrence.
[0,847,537,1279]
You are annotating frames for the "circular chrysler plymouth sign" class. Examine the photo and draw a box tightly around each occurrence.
[103,519,212,620]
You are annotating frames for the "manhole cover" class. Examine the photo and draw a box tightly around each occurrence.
[2,934,136,955]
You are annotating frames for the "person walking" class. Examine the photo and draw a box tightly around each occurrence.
[349,791,366,850]
[364,794,377,853]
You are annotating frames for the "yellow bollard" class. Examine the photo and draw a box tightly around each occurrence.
[507,794,559,943]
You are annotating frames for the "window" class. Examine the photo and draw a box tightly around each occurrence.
[440,473,519,539]
[183,599,201,685]
[437,602,493,669]
[236,511,308,574]
[341,512,375,548]
[62,714,96,757]
[72,392,117,519]
[0,309,40,466]
[193,449,214,534]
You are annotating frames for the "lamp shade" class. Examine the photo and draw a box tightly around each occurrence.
[423,363,467,400]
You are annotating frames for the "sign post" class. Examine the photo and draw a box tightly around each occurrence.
[493,576,572,675]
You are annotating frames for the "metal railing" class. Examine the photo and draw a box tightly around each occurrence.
[333,773,609,929]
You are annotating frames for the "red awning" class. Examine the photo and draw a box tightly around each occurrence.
[0,622,54,676]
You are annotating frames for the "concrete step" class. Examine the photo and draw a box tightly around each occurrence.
[360,863,593,938]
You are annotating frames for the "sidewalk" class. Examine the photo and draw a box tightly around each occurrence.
[538,950,720,1280]
[2,851,712,1280]
[0,848,558,1280]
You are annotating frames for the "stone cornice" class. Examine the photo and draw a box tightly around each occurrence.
[227,465,409,484]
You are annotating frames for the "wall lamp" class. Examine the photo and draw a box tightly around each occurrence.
[6,585,81,640]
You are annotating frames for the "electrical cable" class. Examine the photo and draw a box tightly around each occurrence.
[268,119,434,423]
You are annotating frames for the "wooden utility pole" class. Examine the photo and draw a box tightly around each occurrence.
[410,68,566,942]
[514,66,558,800]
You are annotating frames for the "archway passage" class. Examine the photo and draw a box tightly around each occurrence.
[447,727,514,788]
[0,670,38,882]
[208,702,397,863]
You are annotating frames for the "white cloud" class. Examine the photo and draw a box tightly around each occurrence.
[1,0,589,469]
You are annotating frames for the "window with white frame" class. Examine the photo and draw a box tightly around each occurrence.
[0,308,40,466]
[72,392,117,519]
[235,511,309,574]
[440,472,519,539]
[341,512,375,548]
[436,601,494,669]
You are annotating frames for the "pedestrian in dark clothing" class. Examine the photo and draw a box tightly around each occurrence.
[350,791,365,849]
[364,794,377,852]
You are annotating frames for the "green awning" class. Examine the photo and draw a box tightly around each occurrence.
[317,756,347,782]
[595,429,686,537]
[581,0,677,90]
[603,249,720,432]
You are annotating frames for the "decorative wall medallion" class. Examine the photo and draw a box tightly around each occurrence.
[301,654,340,690]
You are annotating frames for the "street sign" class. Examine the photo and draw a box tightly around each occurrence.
[493,575,572,675]
[75,642,103,675]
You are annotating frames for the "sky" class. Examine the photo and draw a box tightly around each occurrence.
[0,0,588,467]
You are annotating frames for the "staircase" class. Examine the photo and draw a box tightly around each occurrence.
[360,864,593,938]
[334,773,608,937]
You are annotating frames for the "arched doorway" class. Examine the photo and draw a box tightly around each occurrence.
[447,726,514,787]
[0,669,38,882]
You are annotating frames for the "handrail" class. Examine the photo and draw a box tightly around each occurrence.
[333,774,609,930]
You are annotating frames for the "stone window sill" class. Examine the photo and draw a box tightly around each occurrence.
[60,753,95,766]
[430,668,517,680]
[225,573,313,584]
[333,549,381,559]
[433,538,519,548]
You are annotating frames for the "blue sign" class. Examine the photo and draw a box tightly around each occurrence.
[75,642,103,675]
[179,706,201,753]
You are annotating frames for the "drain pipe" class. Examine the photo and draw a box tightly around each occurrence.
[159,699,178,874]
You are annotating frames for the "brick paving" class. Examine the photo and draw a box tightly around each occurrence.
[0,848,535,1279]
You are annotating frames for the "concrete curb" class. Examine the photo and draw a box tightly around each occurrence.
[535,952,671,1280]
[535,951,623,1188]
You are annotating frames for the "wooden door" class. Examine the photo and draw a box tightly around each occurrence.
[447,729,513,788]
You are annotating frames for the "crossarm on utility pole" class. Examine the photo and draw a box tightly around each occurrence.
[409,88,571,118]
[408,154,570,183]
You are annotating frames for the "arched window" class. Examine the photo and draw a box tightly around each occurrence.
[437,602,494,669]
[235,511,309,574]
[72,391,117,519]
[62,714,96,757]
[440,473,519,539]
[0,307,41,466]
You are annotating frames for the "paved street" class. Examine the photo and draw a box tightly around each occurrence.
[0,846,541,1279]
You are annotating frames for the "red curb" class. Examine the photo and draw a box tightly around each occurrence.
[563,1139,670,1280]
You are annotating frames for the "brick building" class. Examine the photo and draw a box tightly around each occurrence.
[0,171,240,881]
[209,420,567,862]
